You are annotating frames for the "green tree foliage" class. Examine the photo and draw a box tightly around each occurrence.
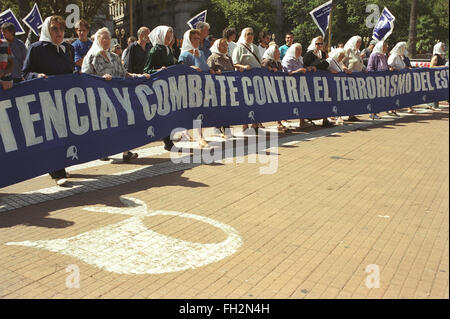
[282,0,449,54]
[195,0,277,40]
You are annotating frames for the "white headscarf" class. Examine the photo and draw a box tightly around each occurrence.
[307,36,323,58]
[237,28,253,45]
[344,36,362,53]
[83,28,112,68]
[149,26,172,55]
[372,41,385,55]
[181,29,199,56]
[39,16,66,53]
[283,43,303,63]
[210,38,227,57]
[390,42,407,57]
[262,44,279,61]
[433,42,445,56]
[329,47,345,61]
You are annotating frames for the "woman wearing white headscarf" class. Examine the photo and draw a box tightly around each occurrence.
[207,37,234,74]
[388,42,407,71]
[232,27,261,70]
[304,36,333,127]
[429,42,447,110]
[327,48,352,74]
[281,43,315,129]
[178,29,211,72]
[261,44,282,72]
[22,16,75,186]
[82,27,149,162]
[82,27,149,80]
[260,44,290,132]
[326,48,352,125]
[304,36,329,71]
[367,40,394,119]
[177,29,213,147]
[343,36,364,72]
[143,25,175,74]
[387,41,413,114]
[232,27,261,132]
[143,26,179,150]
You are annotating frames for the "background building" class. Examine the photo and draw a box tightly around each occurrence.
[109,0,284,47]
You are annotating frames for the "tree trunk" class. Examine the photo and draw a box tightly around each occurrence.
[408,0,418,58]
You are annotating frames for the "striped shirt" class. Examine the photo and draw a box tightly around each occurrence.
[0,39,12,80]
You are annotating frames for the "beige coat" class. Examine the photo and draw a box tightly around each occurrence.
[343,48,364,72]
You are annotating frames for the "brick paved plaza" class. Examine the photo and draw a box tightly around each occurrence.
[0,105,448,299]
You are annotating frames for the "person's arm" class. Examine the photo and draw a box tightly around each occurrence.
[81,54,95,74]
[430,55,439,67]
[143,48,166,74]
[22,45,43,80]
[72,42,83,66]
[0,56,13,89]
[126,44,135,73]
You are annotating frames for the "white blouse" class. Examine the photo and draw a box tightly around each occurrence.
[387,54,406,70]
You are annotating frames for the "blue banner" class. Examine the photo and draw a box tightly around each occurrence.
[0,8,25,38]
[373,7,395,41]
[22,3,43,37]
[309,0,333,37]
[187,10,207,29]
[0,65,448,188]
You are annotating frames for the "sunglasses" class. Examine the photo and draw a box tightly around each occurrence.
[316,42,323,45]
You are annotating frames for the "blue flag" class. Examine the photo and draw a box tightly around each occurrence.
[0,8,25,38]
[22,3,43,37]
[373,7,395,41]
[309,1,333,36]
[187,10,207,29]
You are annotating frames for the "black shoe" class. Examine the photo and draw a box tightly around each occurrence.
[164,140,175,151]
[100,157,109,161]
[122,151,138,162]
[322,120,334,127]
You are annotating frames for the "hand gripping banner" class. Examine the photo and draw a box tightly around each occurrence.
[0,65,448,187]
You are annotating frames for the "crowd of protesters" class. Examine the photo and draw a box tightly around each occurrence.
[0,16,448,186]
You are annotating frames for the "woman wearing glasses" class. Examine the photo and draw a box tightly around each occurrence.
[303,36,333,127]
[304,36,329,71]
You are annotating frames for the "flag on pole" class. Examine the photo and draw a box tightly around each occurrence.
[187,10,207,29]
[0,8,25,38]
[22,3,43,37]
[372,7,395,41]
[309,1,333,36]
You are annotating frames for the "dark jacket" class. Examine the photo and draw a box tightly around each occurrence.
[303,50,329,71]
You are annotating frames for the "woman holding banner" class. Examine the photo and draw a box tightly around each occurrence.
[143,26,175,74]
[207,38,236,139]
[304,36,333,127]
[343,35,365,121]
[388,42,409,115]
[261,44,290,133]
[327,48,352,125]
[281,43,316,129]
[178,29,212,148]
[22,16,75,186]
[367,40,393,119]
[143,26,180,150]
[428,42,447,110]
[232,27,261,133]
[81,27,149,162]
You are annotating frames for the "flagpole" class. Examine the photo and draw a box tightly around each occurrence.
[328,4,333,52]
[129,0,134,37]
